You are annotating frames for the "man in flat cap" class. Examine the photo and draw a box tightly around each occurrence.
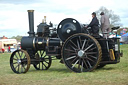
[86,12,99,35]
[100,12,110,38]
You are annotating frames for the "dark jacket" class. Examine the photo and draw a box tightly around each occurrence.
[87,17,99,34]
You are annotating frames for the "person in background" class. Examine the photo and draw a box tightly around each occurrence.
[8,46,11,52]
[100,12,110,38]
[2,48,5,53]
[86,12,99,35]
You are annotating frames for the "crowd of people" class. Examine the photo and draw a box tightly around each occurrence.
[0,46,11,53]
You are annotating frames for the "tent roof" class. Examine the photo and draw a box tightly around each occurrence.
[122,33,128,37]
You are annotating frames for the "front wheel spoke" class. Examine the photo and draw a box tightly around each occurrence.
[72,60,79,68]
[44,58,50,60]
[22,64,26,70]
[14,64,19,69]
[39,50,42,57]
[41,51,45,57]
[15,54,19,59]
[18,51,21,59]
[66,56,76,61]
[44,59,49,64]
[20,52,23,59]
[42,62,47,69]
[13,58,18,60]
[39,62,40,69]
[43,55,47,58]
[42,62,44,70]
[21,65,23,72]
[23,55,26,59]
[13,62,17,64]
[17,64,20,72]
[84,44,94,52]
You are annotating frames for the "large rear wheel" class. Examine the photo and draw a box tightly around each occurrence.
[62,33,102,73]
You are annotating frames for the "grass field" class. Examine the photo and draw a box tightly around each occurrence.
[0,45,128,85]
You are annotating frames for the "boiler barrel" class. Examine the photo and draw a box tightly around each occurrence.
[21,37,62,50]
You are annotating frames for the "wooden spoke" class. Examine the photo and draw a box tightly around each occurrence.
[82,39,86,50]
[72,60,79,68]
[86,52,97,55]
[84,44,94,52]
[77,39,80,50]
[79,36,82,48]
[70,40,78,48]
[66,56,76,61]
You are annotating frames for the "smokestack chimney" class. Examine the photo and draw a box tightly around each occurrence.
[27,10,35,37]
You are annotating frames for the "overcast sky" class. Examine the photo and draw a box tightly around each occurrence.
[0,0,128,37]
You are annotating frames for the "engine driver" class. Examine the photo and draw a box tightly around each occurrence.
[85,12,99,35]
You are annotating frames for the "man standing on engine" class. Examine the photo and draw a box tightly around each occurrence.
[86,12,99,35]
[100,12,110,38]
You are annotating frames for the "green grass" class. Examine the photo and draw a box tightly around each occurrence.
[0,44,128,85]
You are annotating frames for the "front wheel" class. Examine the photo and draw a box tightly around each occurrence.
[10,49,30,74]
[33,50,52,70]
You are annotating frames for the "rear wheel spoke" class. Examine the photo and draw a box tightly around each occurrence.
[84,44,94,52]
[70,40,78,49]
[66,56,76,61]
[86,52,97,55]
[83,59,88,69]
[65,48,75,52]
[78,58,81,69]
[77,39,80,50]
[81,61,83,72]
[86,57,95,62]
[82,39,86,50]
[71,57,78,64]
[79,36,82,48]
[87,60,92,68]
[72,60,79,68]
[88,47,96,52]
[88,55,97,59]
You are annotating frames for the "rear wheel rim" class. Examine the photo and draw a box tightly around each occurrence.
[62,33,102,72]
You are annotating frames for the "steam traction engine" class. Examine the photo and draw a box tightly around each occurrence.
[10,10,123,74]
